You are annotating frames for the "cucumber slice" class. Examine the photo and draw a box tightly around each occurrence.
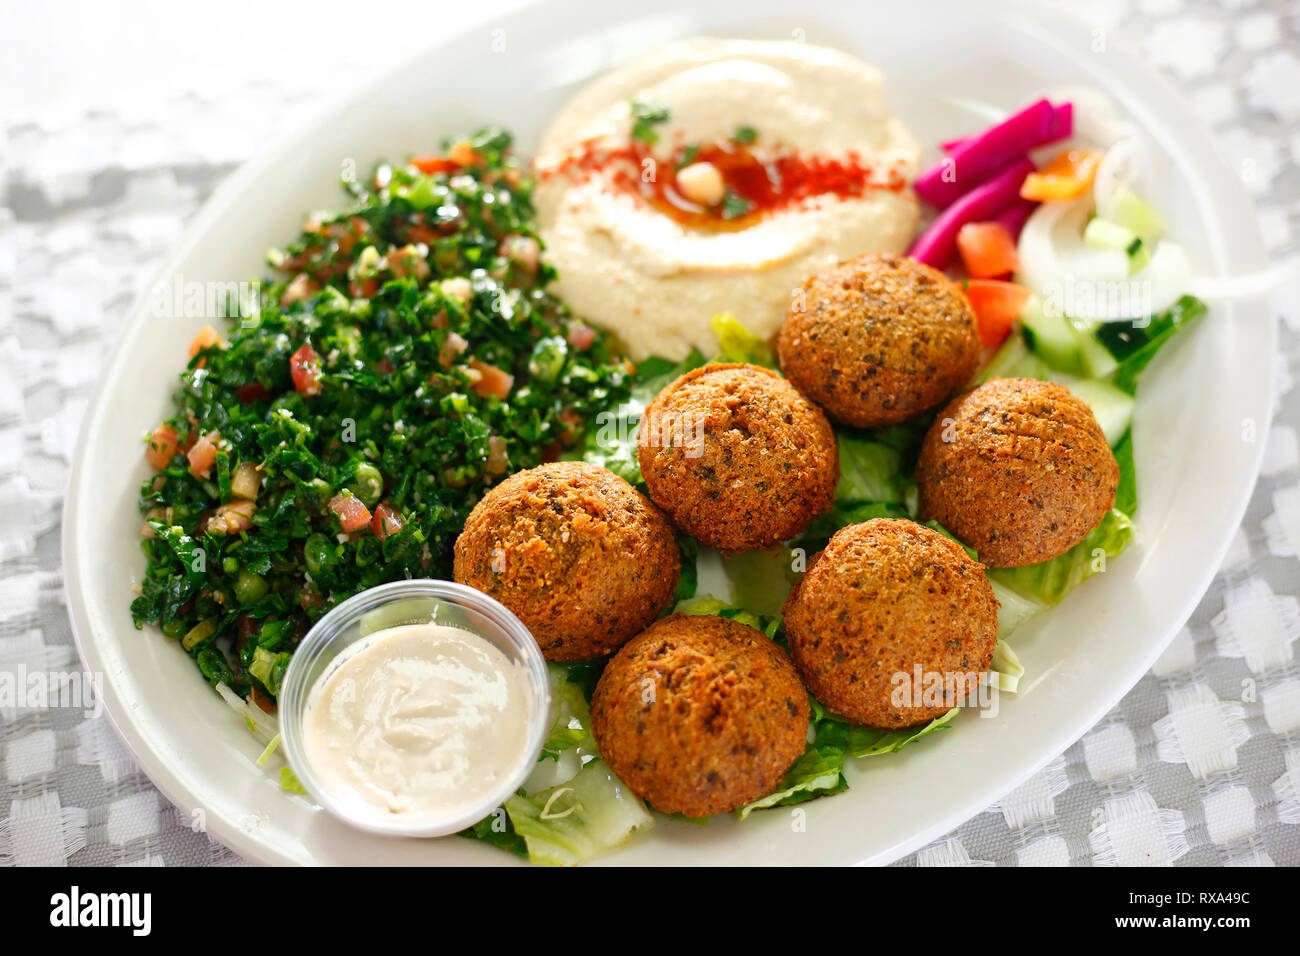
[1083,217,1136,251]
[1084,217,1151,276]
[1020,295,1084,375]
[1111,185,1165,242]
[977,328,1049,383]
[1051,375,1135,446]
[1072,321,1120,379]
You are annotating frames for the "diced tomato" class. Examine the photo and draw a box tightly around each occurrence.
[448,142,482,168]
[140,507,170,537]
[235,382,270,404]
[207,499,256,534]
[439,332,469,368]
[328,494,372,533]
[956,222,1020,278]
[566,322,597,351]
[1020,149,1104,202]
[962,279,1030,349]
[468,359,514,399]
[410,156,458,176]
[289,344,324,397]
[370,502,404,540]
[349,276,379,298]
[501,236,539,274]
[405,222,444,246]
[187,324,222,359]
[187,431,221,479]
[146,424,179,469]
[556,409,584,446]
[281,273,320,305]
[388,244,431,281]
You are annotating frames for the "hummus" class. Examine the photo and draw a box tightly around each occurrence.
[533,38,921,361]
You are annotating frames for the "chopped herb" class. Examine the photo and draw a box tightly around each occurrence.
[676,144,699,169]
[630,99,671,145]
[732,125,758,145]
[720,190,755,220]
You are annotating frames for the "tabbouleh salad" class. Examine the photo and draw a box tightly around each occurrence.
[131,129,631,704]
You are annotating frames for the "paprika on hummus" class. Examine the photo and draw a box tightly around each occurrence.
[533,37,922,360]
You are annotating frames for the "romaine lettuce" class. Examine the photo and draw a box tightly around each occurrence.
[505,759,653,866]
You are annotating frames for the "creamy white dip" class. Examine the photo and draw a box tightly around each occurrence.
[302,622,530,826]
[533,38,922,360]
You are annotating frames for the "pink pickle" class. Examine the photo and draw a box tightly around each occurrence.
[909,158,1036,270]
[921,100,1073,206]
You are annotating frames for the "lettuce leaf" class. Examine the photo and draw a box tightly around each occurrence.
[542,663,595,759]
[989,507,1133,606]
[459,804,529,858]
[711,312,776,367]
[505,759,653,866]
[815,705,961,758]
[737,744,848,819]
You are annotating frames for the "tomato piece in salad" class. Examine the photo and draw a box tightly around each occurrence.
[187,431,221,479]
[328,494,372,533]
[289,344,324,397]
[956,222,1020,278]
[409,156,457,176]
[370,502,404,540]
[962,279,1030,349]
[468,358,514,400]
[145,424,179,469]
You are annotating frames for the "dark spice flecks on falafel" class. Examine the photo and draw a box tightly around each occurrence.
[453,461,680,661]
[636,362,838,553]
[783,518,999,729]
[778,251,980,428]
[591,613,810,817]
[916,377,1119,568]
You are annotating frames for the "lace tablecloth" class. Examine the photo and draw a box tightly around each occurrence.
[1,0,1297,866]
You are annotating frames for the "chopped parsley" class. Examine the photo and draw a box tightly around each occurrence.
[732,125,758,145]
[720,190,755,220]
[630,99,671,145]
[131,128,632,701]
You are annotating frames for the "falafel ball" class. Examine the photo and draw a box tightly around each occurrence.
[783,518,999,729]
[777,252,980,428]
[636,362,837,553]
[916,377,1119,568]
[591,613,810,817]
[453,461,680,661]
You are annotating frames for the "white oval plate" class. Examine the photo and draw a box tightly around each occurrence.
[64,0,1273,866]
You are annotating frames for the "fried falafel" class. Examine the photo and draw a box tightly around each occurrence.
[783,518,999,729]
[778,252,980,428]
[591,613,810,817]
[636,362,837,553]
[453,461,680,661]
[916,377,1120,568]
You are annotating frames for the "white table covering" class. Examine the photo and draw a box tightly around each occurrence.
[1,0,1296,866]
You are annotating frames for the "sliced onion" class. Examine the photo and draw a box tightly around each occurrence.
[1093,135,1142,221]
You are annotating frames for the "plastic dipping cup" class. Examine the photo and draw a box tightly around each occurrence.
[279,579,550,837]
